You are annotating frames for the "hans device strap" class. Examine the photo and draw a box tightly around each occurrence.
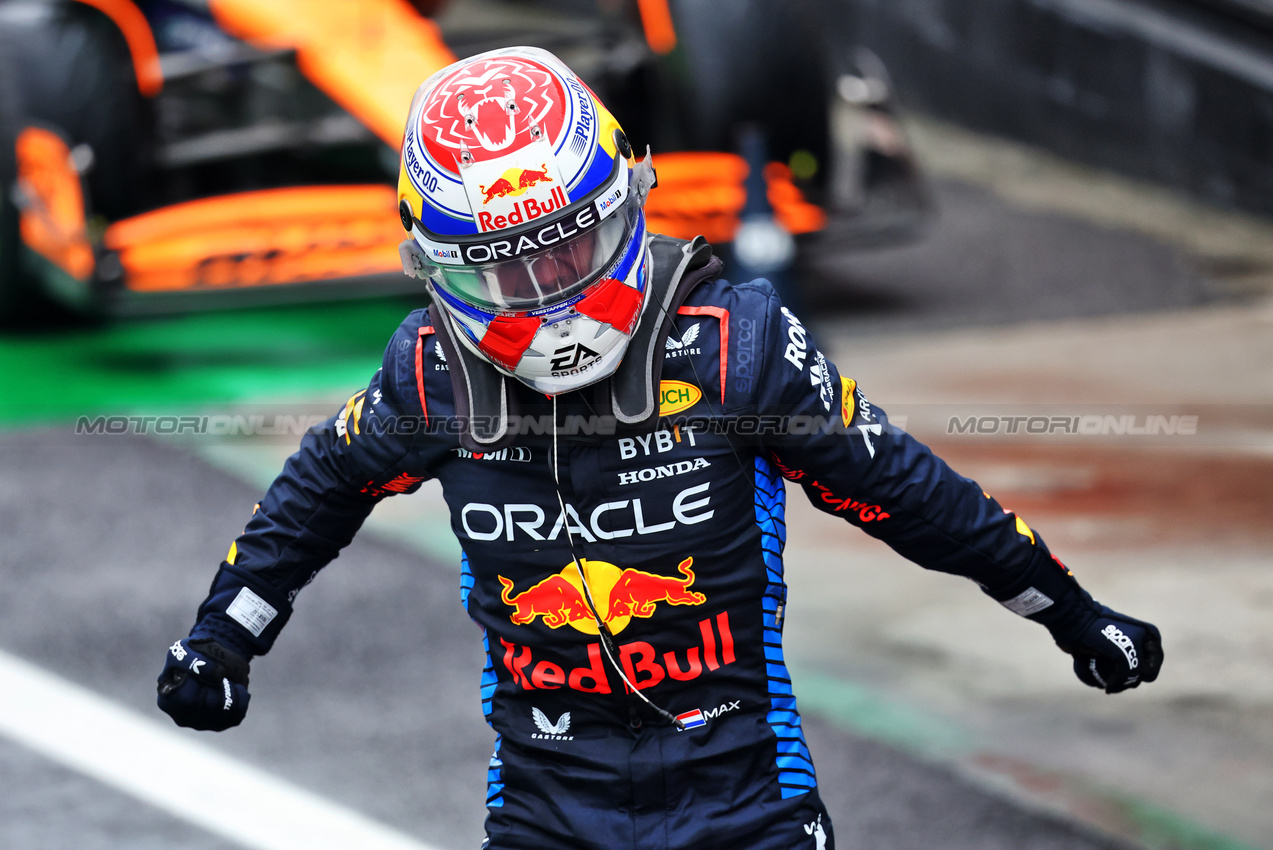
[431,234,720,453]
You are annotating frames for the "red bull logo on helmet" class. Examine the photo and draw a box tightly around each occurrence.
[464,143,570,232]
[498,557,705,636]
[479,164,553,203]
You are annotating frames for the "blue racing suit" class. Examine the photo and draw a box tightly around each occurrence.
[185,266,1096,850]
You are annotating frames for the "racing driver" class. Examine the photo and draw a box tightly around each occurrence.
[157,47,1164,850]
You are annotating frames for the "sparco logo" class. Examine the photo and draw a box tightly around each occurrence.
[1101,624,1139,668]
[735,317,755,392]
[551,342,600,372]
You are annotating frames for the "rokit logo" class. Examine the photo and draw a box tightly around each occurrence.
[781,307,809,369]
[531,707,573,740]
[453,447,532,462]
[551,342,600,374]
[664,322,701,358]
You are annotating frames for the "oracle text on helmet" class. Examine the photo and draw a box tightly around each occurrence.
[467,204,597,264]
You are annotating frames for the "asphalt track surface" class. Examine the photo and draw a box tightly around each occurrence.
[799,179,1214,334]
[0,430,1139,850]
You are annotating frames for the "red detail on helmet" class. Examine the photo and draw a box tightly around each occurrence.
[478,315,541,370]
[575,278,642,335]
[418,56,567,170]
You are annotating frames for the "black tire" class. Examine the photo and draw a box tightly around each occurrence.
[0,47,31,321]
[0,0,148,220]
[0,0,150,323]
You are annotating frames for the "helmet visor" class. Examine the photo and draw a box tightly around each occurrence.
[431,201,638,312]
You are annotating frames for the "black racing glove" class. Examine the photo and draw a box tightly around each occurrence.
[157,638,251,731]
[989,550,1164,694]
[1054,605,1163,694]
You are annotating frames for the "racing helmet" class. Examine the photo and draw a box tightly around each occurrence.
[397,46,656,395]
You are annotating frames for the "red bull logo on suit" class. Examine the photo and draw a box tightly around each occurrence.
[496,558,734,693]
[498,557,705,636]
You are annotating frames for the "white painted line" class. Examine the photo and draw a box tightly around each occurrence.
[0,649,447,850]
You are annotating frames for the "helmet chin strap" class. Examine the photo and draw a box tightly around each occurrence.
[426,235,721,454]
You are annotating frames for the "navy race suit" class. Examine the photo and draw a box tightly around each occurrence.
[192,275,1064,850]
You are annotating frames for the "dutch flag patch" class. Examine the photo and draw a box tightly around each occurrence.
[676,709,706,730]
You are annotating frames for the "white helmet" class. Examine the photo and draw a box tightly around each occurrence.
[397,46,655,395]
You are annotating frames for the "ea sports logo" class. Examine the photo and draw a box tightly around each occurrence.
[418,57,567,168]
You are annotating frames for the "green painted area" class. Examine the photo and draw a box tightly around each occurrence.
[0,297,422,427]
[1124,801,1264,850]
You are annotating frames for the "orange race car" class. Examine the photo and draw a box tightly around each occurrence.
[0,0,926,321]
